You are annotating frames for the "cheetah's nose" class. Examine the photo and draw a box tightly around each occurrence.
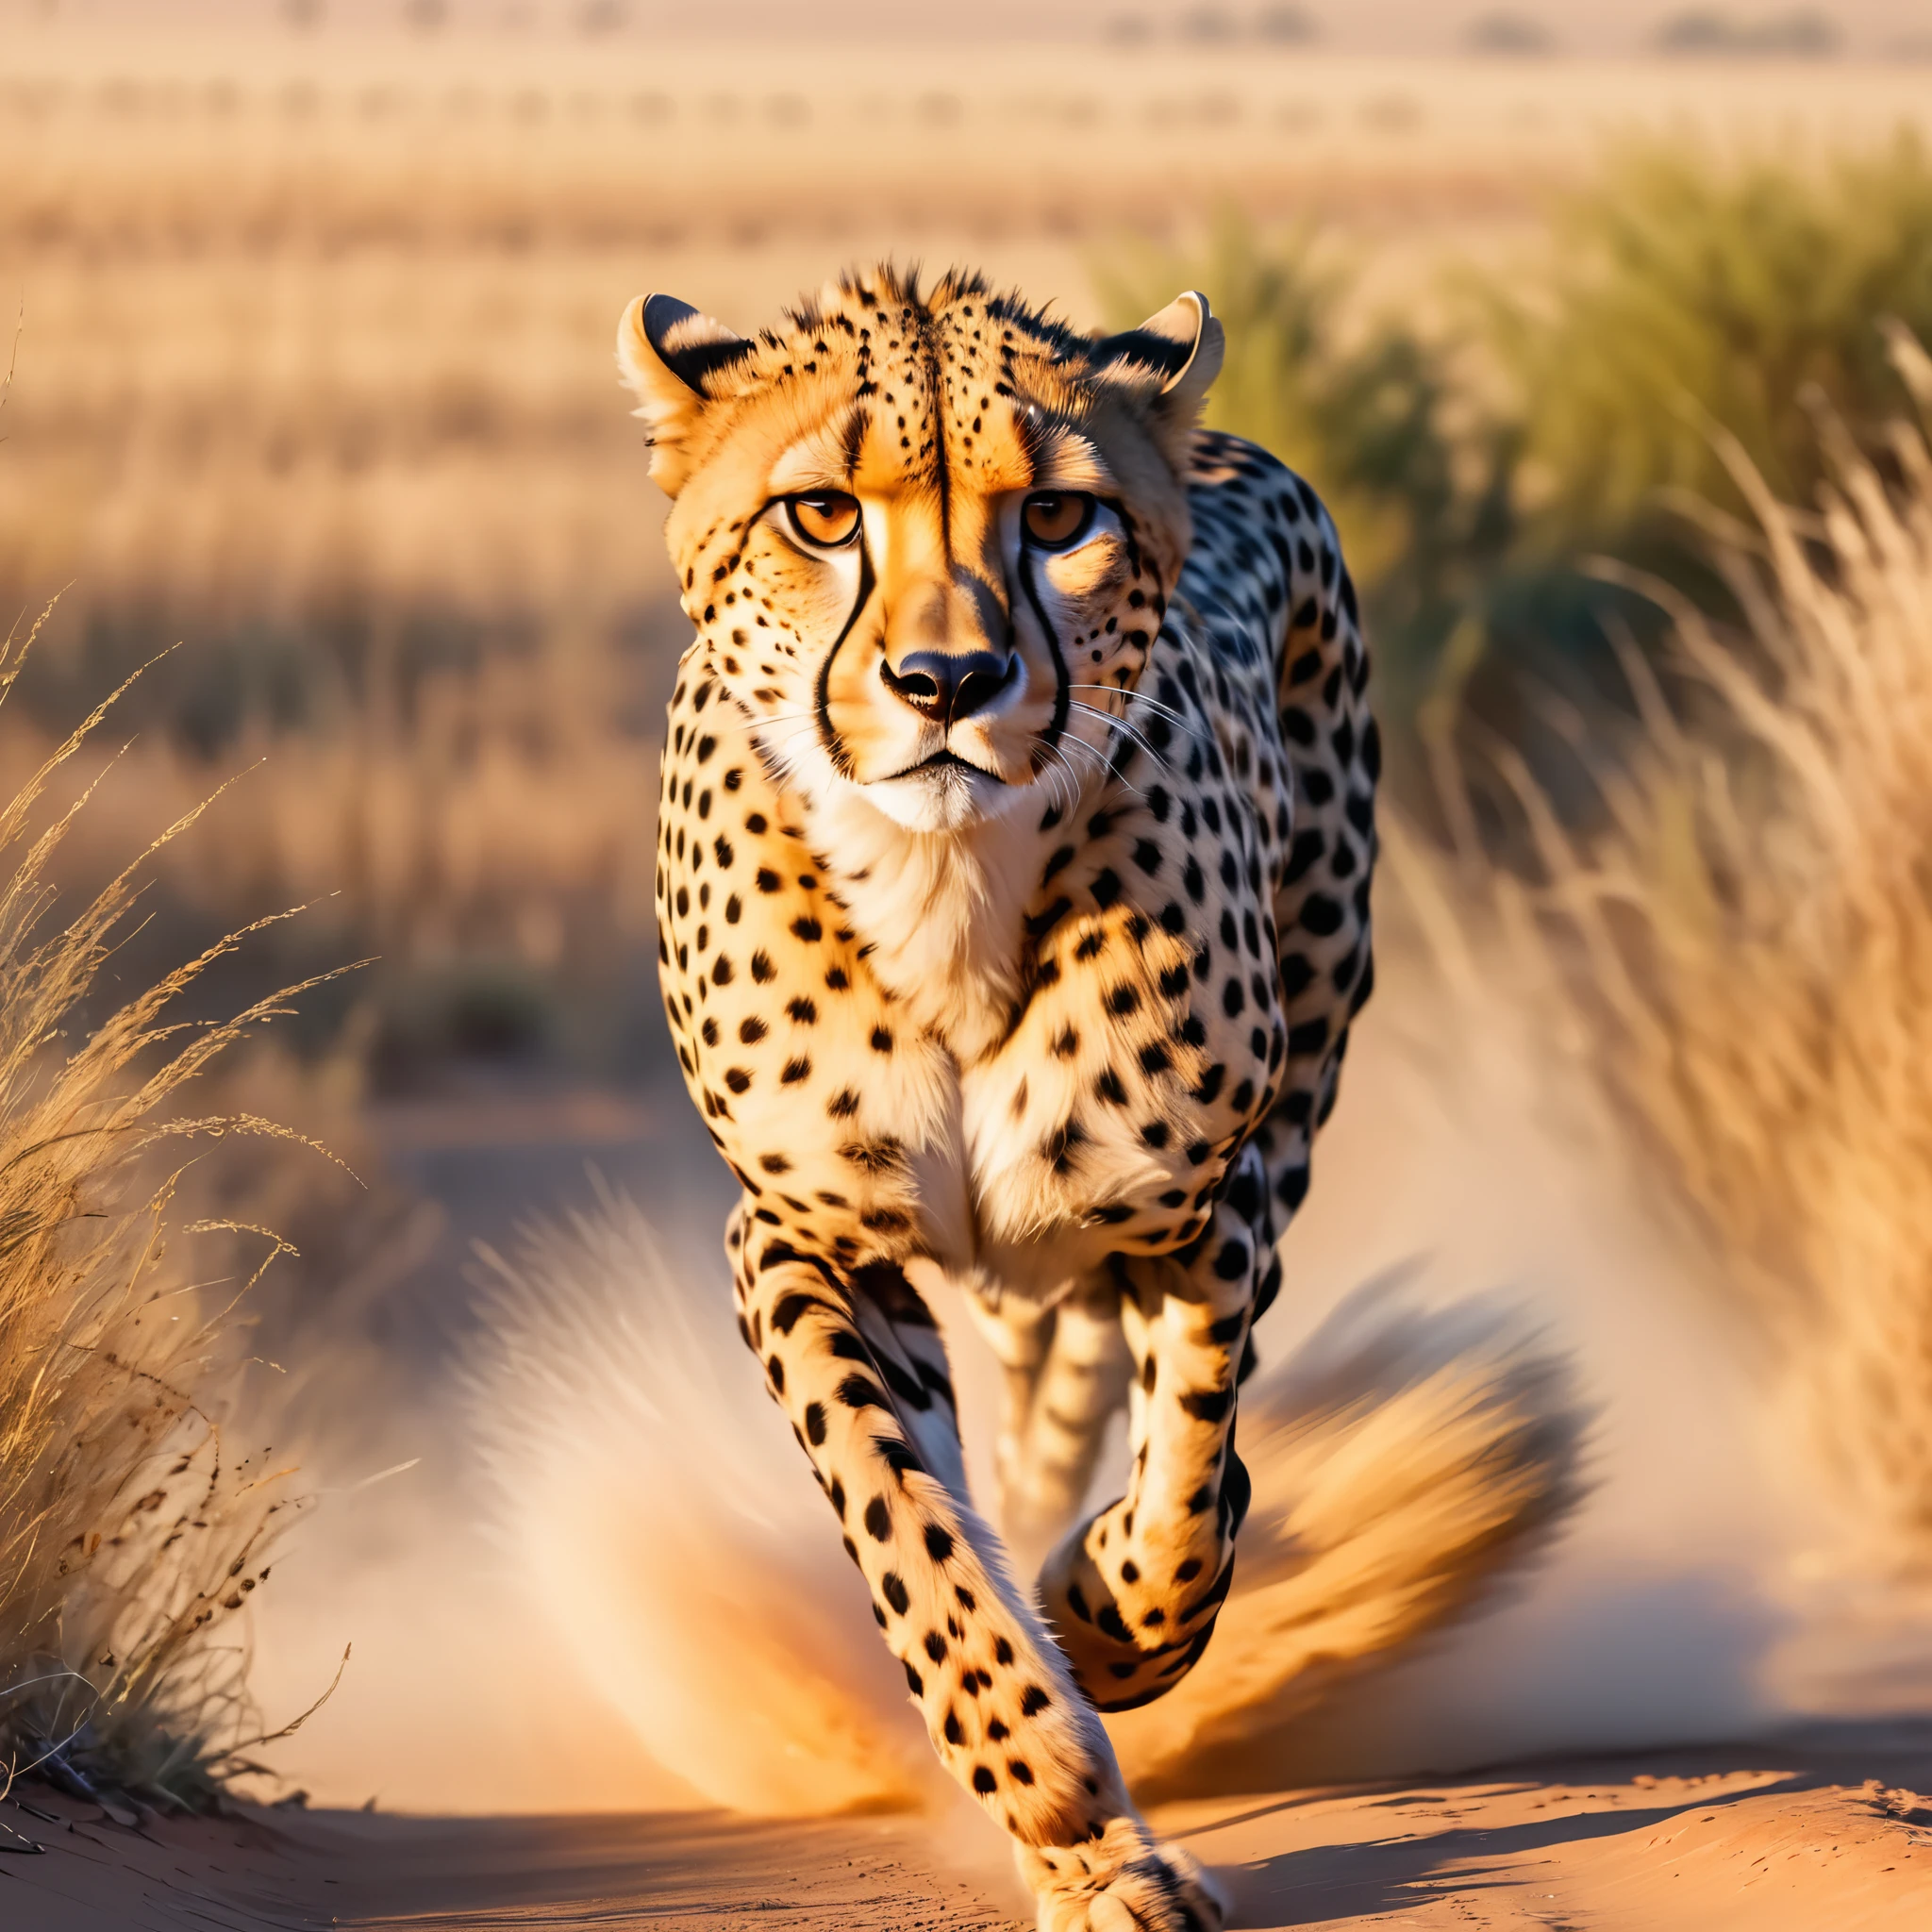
[879,649,1016,726]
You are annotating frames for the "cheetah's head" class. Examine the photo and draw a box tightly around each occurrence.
[619,266,1223,833]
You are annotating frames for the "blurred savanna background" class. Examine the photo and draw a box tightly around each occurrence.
[7,0,1932,1847]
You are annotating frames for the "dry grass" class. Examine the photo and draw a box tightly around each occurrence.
[0,643,661,1034]
[1421,328,1932,1565]
[4,42,1928,1074]
[0,603,338,1812]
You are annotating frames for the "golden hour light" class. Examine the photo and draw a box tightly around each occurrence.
[5,2,1932,1926]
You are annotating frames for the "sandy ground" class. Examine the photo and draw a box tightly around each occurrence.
[9,1723,1932,1930]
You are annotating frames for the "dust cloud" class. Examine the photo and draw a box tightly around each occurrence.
[241,949,1911,1818]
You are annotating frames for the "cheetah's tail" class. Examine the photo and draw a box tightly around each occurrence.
[1107,1270,1591,1800]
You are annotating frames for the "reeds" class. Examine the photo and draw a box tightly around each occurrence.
[0,602,328,1810]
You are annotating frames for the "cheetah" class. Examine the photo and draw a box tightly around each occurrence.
[624,265,1374,1931]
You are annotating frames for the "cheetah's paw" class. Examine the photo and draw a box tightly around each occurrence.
[1019,1817,1226,1932]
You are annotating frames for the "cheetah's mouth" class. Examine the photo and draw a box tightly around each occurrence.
[886,748,1005,784]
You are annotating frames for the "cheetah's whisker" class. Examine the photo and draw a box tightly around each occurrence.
[1056,726,1147,804]
[1065,701,1172,777]
[1065,684,1211,748]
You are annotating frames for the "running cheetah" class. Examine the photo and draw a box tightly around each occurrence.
[625,265,1374,1930]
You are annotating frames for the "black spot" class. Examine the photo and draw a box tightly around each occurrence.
[1288,1016,1330,1055]
[973,1766,997,1794]
[772,1292,824,1335]
[1020,1684,1051,1716]
[883,1572,910,1615]
[904,1660,924,1698]
[924,1523,955,1562]
[1284,830,1324,884]
[805,1401,827,1444]
[1301,892,1344,936]
[1181,1385,1234,1424]
[865,1496,891,1541]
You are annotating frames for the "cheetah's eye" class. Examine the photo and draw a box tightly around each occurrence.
[1023,491,1095,551]
[784,491,861,548]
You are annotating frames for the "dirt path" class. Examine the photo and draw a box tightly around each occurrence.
[11,1724,1932,1931]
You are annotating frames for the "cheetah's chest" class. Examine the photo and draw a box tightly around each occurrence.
[655,630,1289,1296]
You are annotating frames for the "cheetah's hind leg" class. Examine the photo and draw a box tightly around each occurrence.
[962,1280,1132,1576]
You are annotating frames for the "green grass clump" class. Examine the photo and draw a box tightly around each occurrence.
[1093,211,1513,716]
[1098,135,1932,758]
[1496,133,1932,558]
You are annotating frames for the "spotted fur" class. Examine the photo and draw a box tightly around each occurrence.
[624,264,1375,1930]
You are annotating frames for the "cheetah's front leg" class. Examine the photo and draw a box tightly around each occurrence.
[1036,1181,1263,1714]
[732,1220,1223,1931]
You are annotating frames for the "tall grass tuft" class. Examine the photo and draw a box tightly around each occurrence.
[1437,326,1932,1563]
[0,602,329,1811]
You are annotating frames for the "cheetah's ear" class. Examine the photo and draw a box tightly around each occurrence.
[617,293,757,496]
[1089,290,1225,463]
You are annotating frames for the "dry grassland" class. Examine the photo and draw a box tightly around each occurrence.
[3,31,1929,1068]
